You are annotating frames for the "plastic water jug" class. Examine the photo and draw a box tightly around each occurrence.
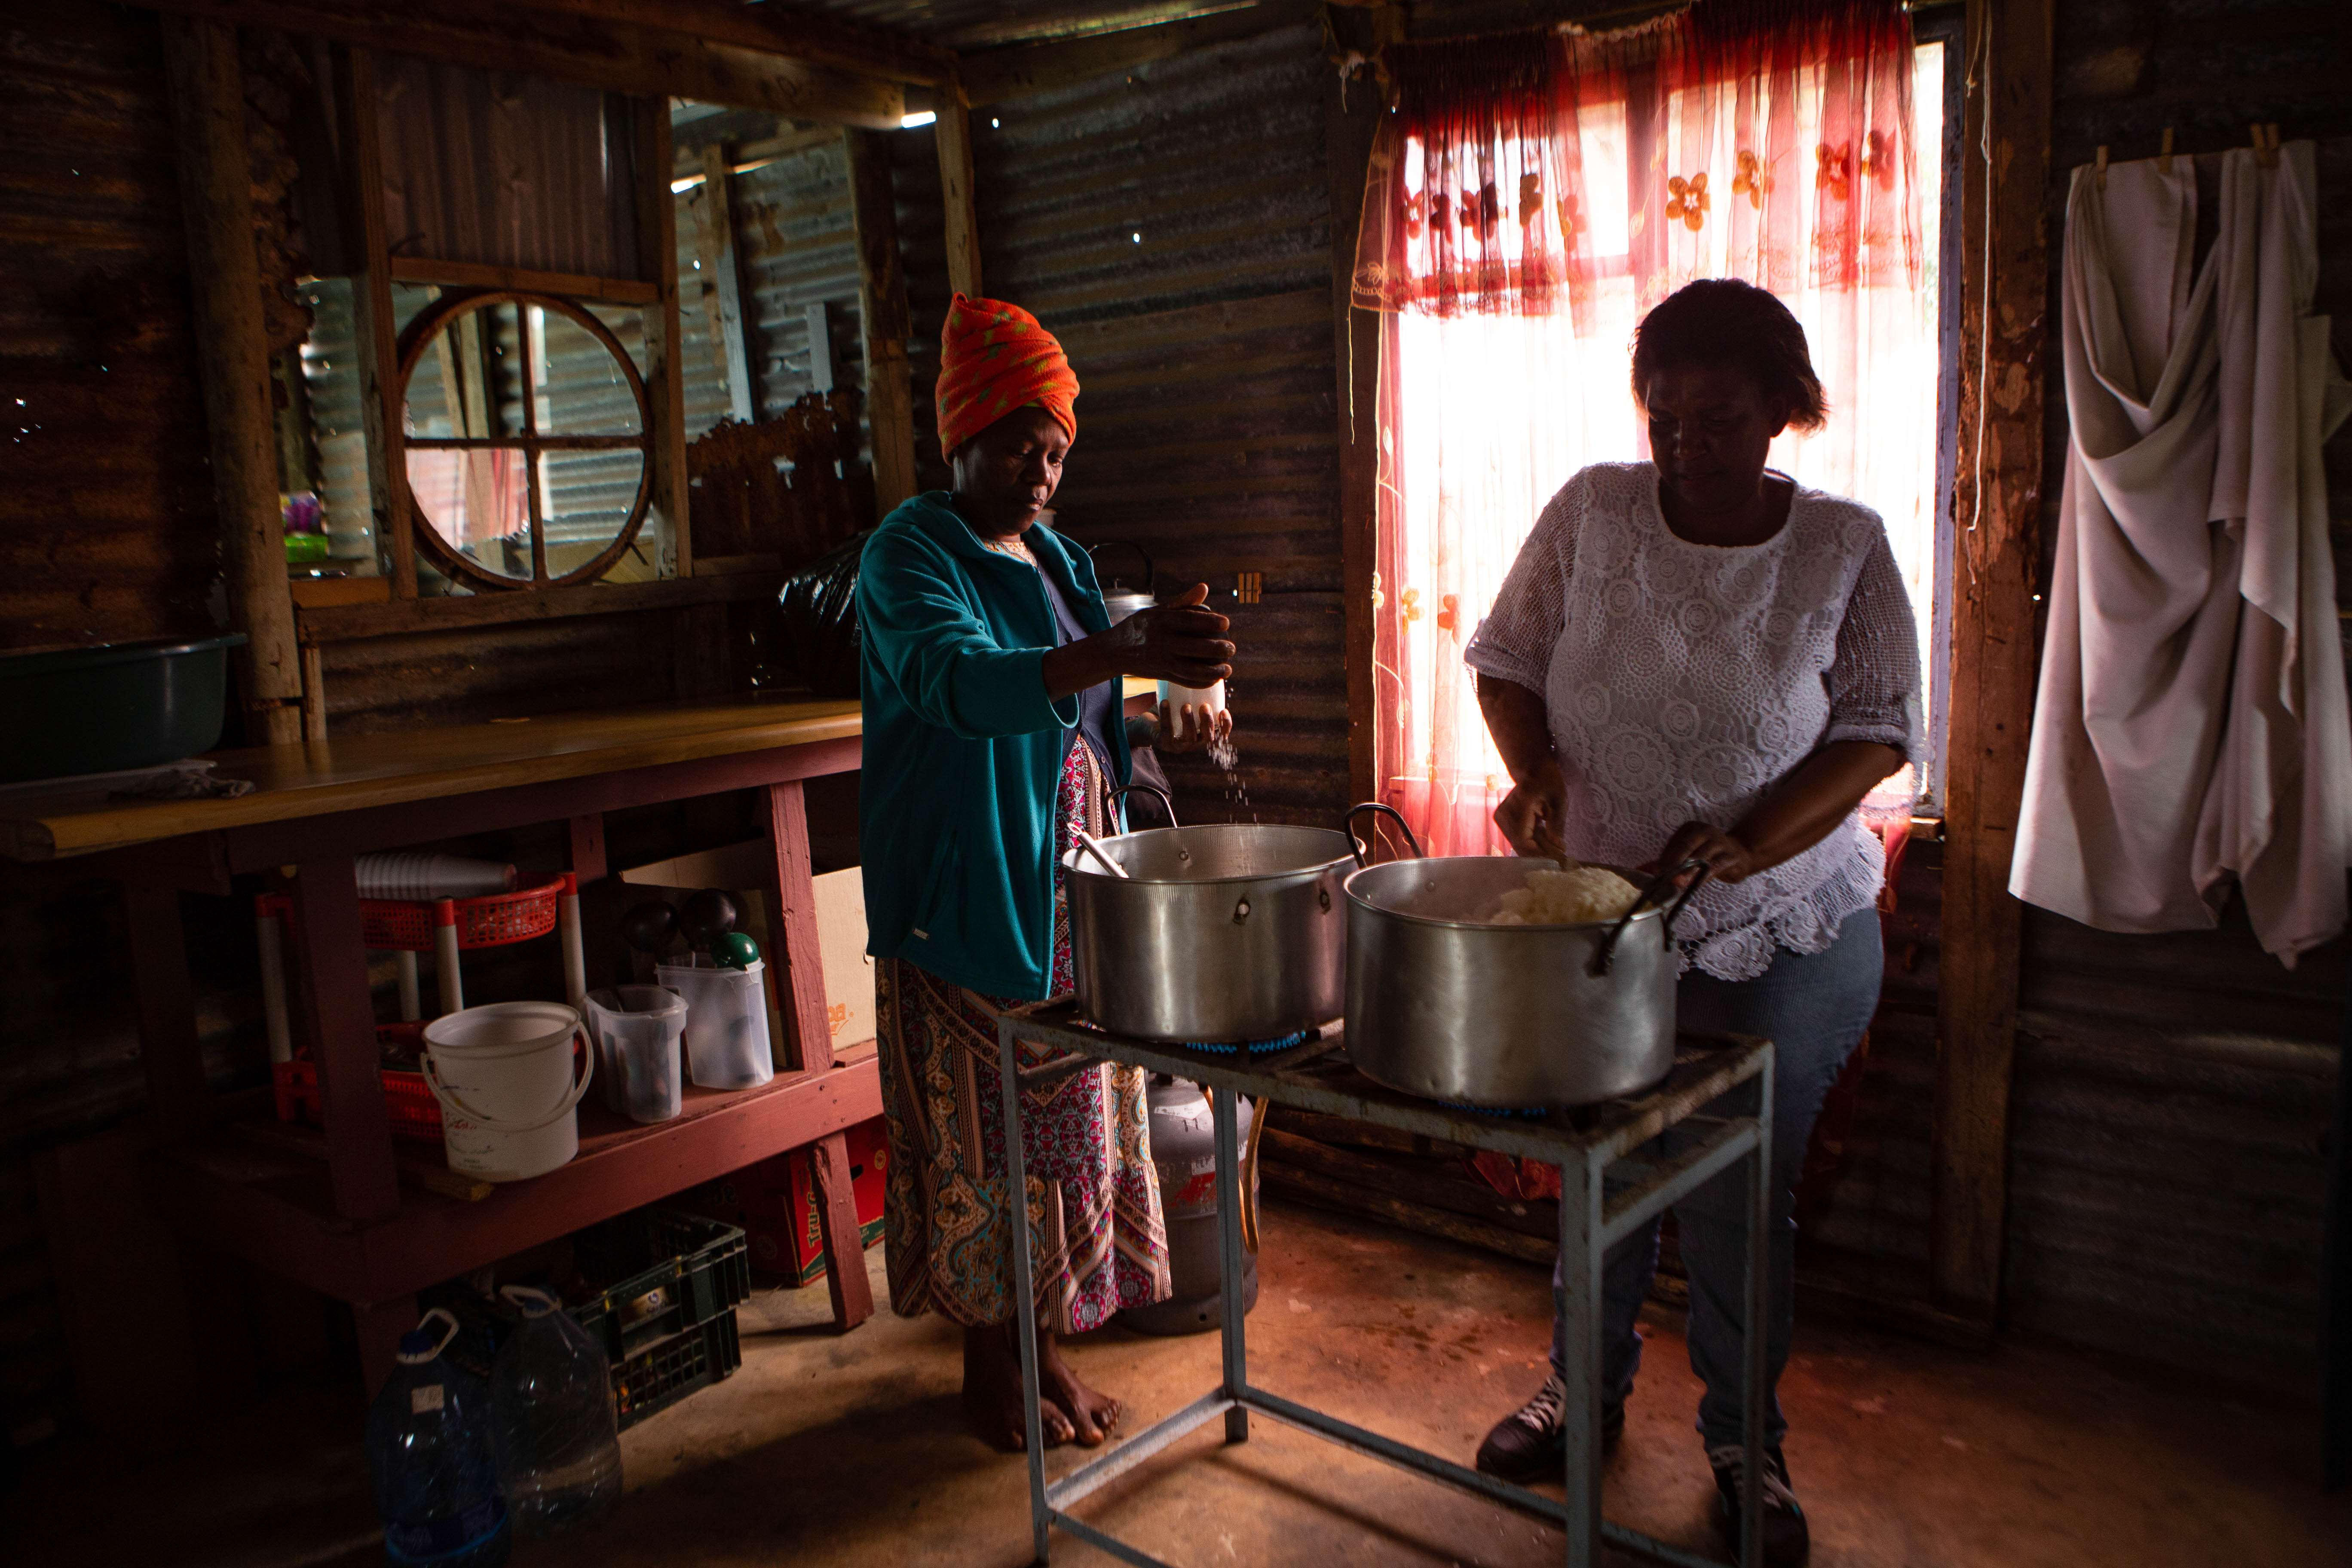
[489,1286,622,1537]
[364,1308,510,1566]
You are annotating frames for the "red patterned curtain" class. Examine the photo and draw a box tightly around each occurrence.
[1354,1,1922,318]
[1355,0,1933,857]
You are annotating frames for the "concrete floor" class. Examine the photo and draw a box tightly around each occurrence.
[25,1200,2350,1568]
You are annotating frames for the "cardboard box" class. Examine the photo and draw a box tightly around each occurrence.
[677,1117,888,1284]
[619,841,876,1057]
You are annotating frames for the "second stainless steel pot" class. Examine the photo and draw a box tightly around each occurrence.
[1063,796,1360,1042]
[1343,854,1706,1108]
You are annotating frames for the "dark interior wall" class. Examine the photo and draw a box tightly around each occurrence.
[0,1,217,653]
[0,0,220,1455]
[1998,0,2352,1395]
[892,23,1351,827]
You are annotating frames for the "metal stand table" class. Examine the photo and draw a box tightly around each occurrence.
[995,1001,1773,1568]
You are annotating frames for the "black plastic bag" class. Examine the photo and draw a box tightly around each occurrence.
[771,528,871,698]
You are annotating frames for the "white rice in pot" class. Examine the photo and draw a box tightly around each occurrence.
[1482,864,1643,925]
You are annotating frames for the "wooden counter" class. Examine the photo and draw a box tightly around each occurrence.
[27,680,1161,1394]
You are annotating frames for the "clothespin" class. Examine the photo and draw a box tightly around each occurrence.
[2158,127,2174,176]
[2250,123,2281,169]
[2094,146,2108,190]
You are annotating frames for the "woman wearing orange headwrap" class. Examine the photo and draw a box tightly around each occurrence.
[858,296,1238,1451]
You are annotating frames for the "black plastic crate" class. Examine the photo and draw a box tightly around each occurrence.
[423,1207,750,1430]
[612,1311,741,1431]
[569,1208,750,1364]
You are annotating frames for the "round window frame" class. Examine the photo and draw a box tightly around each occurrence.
[394,289,655,593]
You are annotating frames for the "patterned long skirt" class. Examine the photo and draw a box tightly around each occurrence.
[875,738,1171,1333]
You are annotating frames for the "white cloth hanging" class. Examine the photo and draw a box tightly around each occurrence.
[2195,141,2352,964]
[2012,143,2352,965]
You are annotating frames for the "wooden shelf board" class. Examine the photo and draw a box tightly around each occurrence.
[147,1055,881,1304]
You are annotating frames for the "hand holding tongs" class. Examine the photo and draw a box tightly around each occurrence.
[1590,858,1712,977]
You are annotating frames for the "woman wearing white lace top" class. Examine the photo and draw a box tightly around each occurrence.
[1465,279,1919,1568]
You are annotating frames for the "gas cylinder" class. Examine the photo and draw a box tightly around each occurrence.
[1121,1074,1260,1335]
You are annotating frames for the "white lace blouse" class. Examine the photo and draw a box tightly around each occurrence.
[1464,463,1920,980]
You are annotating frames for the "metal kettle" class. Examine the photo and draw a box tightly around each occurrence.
[1089,540,1156,624]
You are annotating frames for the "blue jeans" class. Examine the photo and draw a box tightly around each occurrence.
[1550,907,1883,1450]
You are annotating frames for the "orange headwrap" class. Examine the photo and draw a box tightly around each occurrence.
[934,293,1079,458]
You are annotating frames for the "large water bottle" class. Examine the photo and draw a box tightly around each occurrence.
[364,1308,510,1567]
[489,1286,622,1537]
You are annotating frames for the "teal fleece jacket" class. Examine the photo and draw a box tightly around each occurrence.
[856,493,1131,1001]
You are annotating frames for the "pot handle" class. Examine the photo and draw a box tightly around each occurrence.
[1344,802,1424,868]
[1087,539,1155,593]
[422,1029,595,1133]
[1107,781,1179,830]
[1590,860,1709,977]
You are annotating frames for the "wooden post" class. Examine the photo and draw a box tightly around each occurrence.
[845,129,918,515]
[161,16,303,745]
[763,780,874,1330]
[126,887,210,1144]
[634,96,694,579]
[1932,0,2053,1321]
[934,64,983,300]
[331,46,416,600]
[693,142,758,423]
[1327,53,1382,816]
[288,854,401,1226]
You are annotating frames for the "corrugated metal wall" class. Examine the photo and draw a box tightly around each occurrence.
[893,22,1350,827]
[0,0,227,1450]
[0,0,217,652]
[1986,0,2352,1396]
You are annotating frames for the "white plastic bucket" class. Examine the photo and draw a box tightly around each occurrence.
[582,986,686,1124]
[657,958,775,1090]
[422,1002,594,1182]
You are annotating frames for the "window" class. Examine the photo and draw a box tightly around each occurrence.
[398,291,655,588]
[1376,39,1953,852]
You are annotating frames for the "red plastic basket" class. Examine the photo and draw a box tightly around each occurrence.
[270,1021,446,1142]
[357,875,570,952]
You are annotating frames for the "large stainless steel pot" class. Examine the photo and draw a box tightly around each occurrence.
[1344,847,1707,1108]
[1062,792,1358,1042]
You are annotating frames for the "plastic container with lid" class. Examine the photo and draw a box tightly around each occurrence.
[364,1308,510,1567]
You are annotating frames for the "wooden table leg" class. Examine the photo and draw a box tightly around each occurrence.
[290,855,401,1226]
[808,1133,872,1329]
[764,780,873,1329]
[125,887,210,1144]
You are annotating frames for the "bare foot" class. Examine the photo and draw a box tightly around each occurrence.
[1038,1331,1122,1447]
[963,1323,1074,1452]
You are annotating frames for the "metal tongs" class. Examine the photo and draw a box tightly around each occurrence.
[1589,858,1712,977]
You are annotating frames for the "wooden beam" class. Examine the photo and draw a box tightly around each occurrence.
[331,46,416,600]
[295,569,781,643]
[504,0,953,86]
[160,16,304,745]
[389,255,658,306]
[933,64,983,300]
[1327,49,1381,818]
[1932,0,2053,1321]
[633,96,694,582]
[692,144,758,424]
[845,129,919,517]
[958,0,1321,106]
[138,0,908,129]
[126,888,210,1144]
[288,854,403,1225]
